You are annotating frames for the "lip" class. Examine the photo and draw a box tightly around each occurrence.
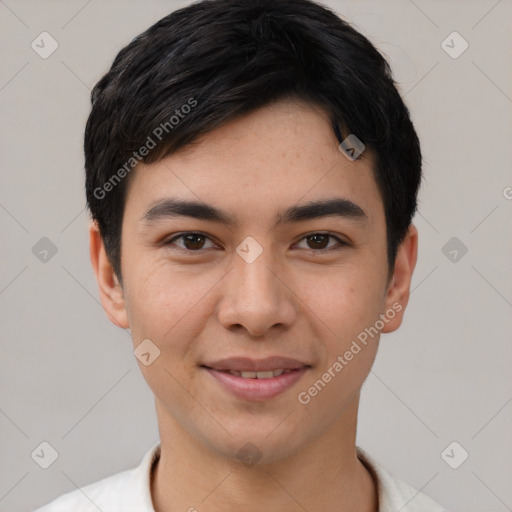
[201,356,308,372]
[201,356,310,402]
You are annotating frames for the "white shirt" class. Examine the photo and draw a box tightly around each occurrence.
[34,442,448,511]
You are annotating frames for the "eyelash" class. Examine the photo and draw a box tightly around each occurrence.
[163,231,347,253]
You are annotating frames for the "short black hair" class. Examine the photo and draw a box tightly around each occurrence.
[85,0,422,283]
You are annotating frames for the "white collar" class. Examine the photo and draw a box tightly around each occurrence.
[119,442,447,512]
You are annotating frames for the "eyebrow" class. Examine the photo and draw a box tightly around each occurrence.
[141,197,368,227]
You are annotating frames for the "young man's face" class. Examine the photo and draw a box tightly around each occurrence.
[91,99,417,464]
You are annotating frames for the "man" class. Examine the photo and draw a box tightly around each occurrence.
[35,0,448,510]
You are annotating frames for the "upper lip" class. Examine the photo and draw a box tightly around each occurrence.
[201,356,310,372]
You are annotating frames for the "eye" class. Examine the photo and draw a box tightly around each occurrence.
[294,233,346,251]
[164,232,217,251]
[163,231,347,253]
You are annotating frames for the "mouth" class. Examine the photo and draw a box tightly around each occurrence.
[204,368,297,379]
[200,356,311,401]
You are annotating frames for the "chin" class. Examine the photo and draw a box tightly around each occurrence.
[206,426,308,467]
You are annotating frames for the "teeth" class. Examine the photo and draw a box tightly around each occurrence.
[255,371,274,379]
[226,369,292,379]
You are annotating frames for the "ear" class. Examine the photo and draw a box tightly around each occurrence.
[381,223,418,333]
[89,220,130,329]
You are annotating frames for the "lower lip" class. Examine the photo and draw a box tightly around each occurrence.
[203,367,308,402]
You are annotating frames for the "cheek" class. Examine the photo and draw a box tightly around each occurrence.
[122,263,205,402]
[303,271,385,392]
[123,258,220,350]
[298,276,382,413]
[310,271,384,342]
[122,259,184,343]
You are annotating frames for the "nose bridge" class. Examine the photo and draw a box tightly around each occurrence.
[232,245,281,305]
[217,242,295,334]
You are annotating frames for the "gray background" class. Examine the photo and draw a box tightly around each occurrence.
[1,1,511,511]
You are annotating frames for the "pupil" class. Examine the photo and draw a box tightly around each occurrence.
[308,234,328,249]
[184,234,204,250]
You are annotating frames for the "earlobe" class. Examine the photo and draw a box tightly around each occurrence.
[89,221,130,329]
[381,224,418,334]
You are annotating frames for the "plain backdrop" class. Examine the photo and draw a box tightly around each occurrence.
[1,1,511,511]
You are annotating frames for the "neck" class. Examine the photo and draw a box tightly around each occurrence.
[150,396,378,512]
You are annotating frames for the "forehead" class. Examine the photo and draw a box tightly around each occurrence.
[124,99,384,228]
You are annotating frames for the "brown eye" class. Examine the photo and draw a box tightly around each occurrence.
[165,232,216,251]
[295,233,345,251]
[306,234,330,249]
[182,233,206,250]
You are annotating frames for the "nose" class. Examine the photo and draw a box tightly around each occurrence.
[216,249,297,337]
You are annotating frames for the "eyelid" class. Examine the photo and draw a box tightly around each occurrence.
[293,232,347,251]
[164,231,219,251]
[163,231,348,252]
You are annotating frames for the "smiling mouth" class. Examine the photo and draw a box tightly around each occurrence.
[201,367,298,379]
[201,364,309,401]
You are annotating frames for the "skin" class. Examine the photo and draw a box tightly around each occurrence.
[90,98,418,512]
